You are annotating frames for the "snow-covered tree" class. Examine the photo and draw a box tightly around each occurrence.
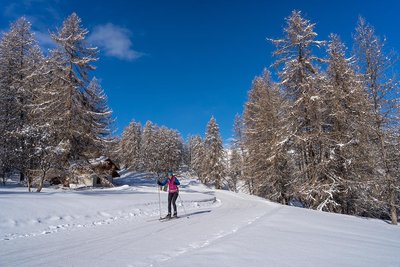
[0,14,117,190]
[26,126,61,193]
[204,116,225,189]
[141,121,157,172]
[190,135,206,181]
[270,10,328,208]
[227,114,244,192]
[353,17,399,224]
[120,120,142,170]
[48,12,98,163]
[0,17,42,183]
[243,71,289,202]
[129,120,183,174]
[24,45,59,192]
[181,139,191,168]
[227,150,241,192]
[83,77,114,157]
[154,127,183,173]
[320,34,375,213]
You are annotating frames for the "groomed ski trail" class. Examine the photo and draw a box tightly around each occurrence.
[0,178,279,267]
[2,173,398,267]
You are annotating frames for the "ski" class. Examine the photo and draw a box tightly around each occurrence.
[146,216,180,222]
[159,216,179,222]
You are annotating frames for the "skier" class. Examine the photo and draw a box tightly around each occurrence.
[157,171,180,219]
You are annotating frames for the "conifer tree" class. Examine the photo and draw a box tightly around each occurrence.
[83,77,114,157]
[204,116,225,189]
[181,140,191,169]
[48,12,98,163]
[190,135,206,182]
[321,34,375,213]
[154,127,182,173]
[227,114,244,192]
[353,17,399,224]
[120,120,142,170]
[243,71,289,202]
[141,121,158,172]
[270,10,328,208]
[0,14,117,190]
[0,17,42,183]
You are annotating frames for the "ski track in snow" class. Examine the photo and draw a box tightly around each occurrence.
[1,197,218,242]
[0,172,219,243]
[154,215,260,265]
[148,191,283,267]
[3,211,131,241]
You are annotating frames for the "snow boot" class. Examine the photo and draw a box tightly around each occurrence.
[173,212,178,218]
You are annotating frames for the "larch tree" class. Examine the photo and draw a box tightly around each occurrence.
[243,71,288,203]
[126,121,183,174]
[227,114,244,192]
[30,48,68,185]
[49,12,98,163]
[24,44,54,192]
[181,140,191,169]
[0,17,41,185]
[269,10,328,208]
[189,135,206,182]
[353,17,399,224]
[83,77,114,158]
[322,34,375,213]
[154,127,183,173]
[120,120,142,170]
[141,121,158,172]
[204,116,225,189]
[0,14,116,190]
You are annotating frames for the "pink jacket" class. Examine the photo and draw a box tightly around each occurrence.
[167,177,179,193]
[159,176,180,193]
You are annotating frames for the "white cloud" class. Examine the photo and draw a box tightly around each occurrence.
[88,23,142,61]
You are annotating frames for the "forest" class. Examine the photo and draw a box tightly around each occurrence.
[0,11,399,225]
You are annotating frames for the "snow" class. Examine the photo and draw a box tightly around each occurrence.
[1,172,399,267]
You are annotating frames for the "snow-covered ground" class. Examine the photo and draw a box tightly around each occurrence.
[1,172,399,267]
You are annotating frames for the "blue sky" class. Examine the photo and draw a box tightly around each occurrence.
[1,0,400,142]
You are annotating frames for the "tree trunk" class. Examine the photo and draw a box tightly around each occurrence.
[390,205,397,225]
[390,189,398,225]
[28,176,31,192]
[214,175,220,189]
[376,132,398,225]
[36,171,46,193]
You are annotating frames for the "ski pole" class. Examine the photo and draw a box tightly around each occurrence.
[158,183,162,219]
[178,193,189,218]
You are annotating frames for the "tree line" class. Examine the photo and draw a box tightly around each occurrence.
[118,116,226,189]
[226,11,399,225]
[0,13,114,191]
[118,120,183,174]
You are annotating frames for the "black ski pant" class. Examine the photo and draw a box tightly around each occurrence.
[168,191,179,214]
